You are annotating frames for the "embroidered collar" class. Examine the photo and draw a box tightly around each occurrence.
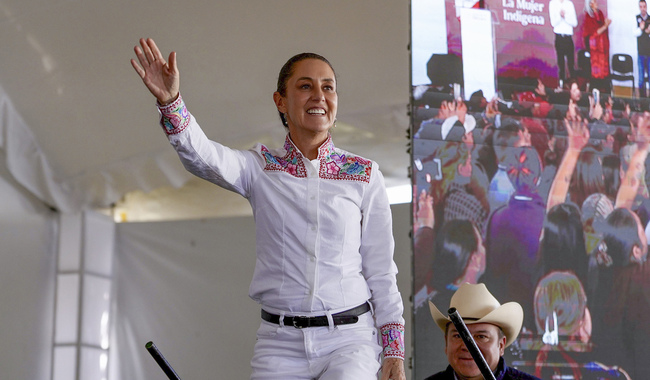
[281,133,335,160]
[261,134,372,182]
[316,135,336,159]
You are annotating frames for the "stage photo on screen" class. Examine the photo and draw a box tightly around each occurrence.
[411,0,650,378]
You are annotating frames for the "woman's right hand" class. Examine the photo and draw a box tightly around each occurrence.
[131,38,180,105]
[565,116,589,153]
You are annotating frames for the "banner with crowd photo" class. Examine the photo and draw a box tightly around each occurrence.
[411,0,650,379]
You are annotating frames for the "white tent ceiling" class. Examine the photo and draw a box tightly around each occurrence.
[0,0,411,221]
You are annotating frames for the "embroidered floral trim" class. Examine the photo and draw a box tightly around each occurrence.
[261,142,308,178]
[261,135,372,182]
[158,94,191,135]
[380,323,405,359]
[318,136,372,182]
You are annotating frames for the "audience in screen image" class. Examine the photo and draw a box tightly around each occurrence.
[410,1,650,378]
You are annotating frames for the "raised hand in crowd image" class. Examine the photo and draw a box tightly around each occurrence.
[540,102,650,378]
[415,98,476,147]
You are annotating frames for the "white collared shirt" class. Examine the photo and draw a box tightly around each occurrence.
[157,95,405,331]
[549,0,577,35]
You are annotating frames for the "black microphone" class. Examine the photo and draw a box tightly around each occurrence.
[145,341,182,380]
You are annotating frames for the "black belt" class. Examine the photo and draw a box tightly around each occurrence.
[261,302,370,329]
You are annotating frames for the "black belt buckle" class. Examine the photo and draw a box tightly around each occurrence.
[292,316,310,329]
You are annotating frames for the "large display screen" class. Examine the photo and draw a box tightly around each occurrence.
[411,0,650,378]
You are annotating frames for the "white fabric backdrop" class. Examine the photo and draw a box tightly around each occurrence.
[110,204,413,379]
[0,84,193,214]
[0,155,56,380]
[110,215,261,379]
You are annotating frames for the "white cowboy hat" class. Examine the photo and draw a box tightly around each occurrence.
[429,283,523,347]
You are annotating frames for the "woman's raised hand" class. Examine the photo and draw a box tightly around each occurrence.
[565,116,589,153]
[131,38,180,105]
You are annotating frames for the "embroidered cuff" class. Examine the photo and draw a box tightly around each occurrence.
[380,322,405,359]
[158,93,191,135]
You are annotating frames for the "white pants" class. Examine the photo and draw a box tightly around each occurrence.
[250,311,382,379]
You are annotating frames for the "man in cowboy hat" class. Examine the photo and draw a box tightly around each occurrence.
[425,283,540,380]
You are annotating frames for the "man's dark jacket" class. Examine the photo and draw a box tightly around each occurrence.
[424,357,541,380]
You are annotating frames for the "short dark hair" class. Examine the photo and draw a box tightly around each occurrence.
[604,208,643,266]
[570,146,605,208]
[276,53,336,128]
[602,154,621,200]
[493,118,524,162]
[539,203,589,281]
[431,220,478,290]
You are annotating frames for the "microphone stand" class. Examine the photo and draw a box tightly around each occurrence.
[145,341,182,380]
